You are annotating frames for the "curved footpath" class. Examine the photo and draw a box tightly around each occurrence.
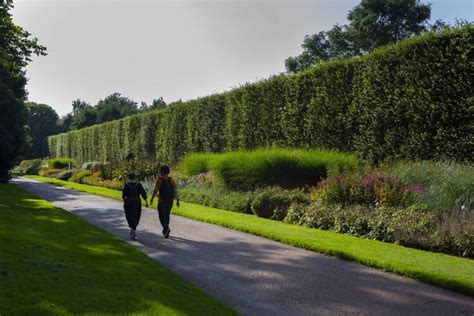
[13,177,474,315]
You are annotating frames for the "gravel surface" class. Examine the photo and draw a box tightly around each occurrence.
[13,177,474,315]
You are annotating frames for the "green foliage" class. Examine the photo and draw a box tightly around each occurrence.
[312,171,425,208]
[251,187,309,219]
[285,0,432,72]
[56,169,78,181]
[68,170,92,183]
[48,27,474,164]
[0,1,46,182]
[18,159,45,175]
[180,186,253,214]
[386,161,474,212]
[25,102,60,158]
[48,157,75,169]
[38,167,63,177]
[102,160,158,181]
[183,149,359,190]
[285,203,473,257]
[81,161,105,173]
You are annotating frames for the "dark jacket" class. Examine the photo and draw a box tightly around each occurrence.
[122,181,147,211]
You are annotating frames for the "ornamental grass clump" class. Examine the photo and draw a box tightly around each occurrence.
[312,171,425,208]
[181,148,360,190]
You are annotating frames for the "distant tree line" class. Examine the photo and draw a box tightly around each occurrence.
[25,94,167,158]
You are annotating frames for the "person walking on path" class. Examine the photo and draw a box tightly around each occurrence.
[122,172,148,240]
[150,165,180,239]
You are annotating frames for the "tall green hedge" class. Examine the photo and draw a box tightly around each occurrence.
[49,26,473,163]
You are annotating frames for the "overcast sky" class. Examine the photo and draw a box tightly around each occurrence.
[12,0,474,116]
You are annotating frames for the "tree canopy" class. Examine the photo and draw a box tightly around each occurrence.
[285,0,437,73]
[0,0,46,181]
[25,102,60,158]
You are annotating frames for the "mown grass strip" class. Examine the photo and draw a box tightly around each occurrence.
[0,182,235,315]
[25,175,474,296]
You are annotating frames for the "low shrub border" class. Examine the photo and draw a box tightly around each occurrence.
[25,175,474,296]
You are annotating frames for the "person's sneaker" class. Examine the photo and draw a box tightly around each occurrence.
[164,228,171,239]
[130,229,137,241]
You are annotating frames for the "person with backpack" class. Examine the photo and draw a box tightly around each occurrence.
[150,165,179,238]
[122,172,148,240]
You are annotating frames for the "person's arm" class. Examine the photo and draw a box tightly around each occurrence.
[122,185,127,202]
[139,183,149,207]
[173,179,180,207]
[150,179,160,205]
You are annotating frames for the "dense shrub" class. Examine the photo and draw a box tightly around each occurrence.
[312,171,425,208]
[150,174,253,214]
[48,158,75,169]
[80,174,124,190]
[19,159,45,175]
[386,161,474,213]
[102,160,159,181]
[182,149,360,190]
[285,203,473,257]
[56,169,79,181]
[49,26,473,164]
[251,187,309,219]
[180,186,253,214]
[81,161,105,173]
[38,167,63,177]
[68,170,92,183]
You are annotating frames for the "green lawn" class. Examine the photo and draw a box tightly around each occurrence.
[25,175,474,296]
[0,183,235,315]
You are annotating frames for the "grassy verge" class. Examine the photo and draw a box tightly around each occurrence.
[25,175,474,296]
[0,182,234,315]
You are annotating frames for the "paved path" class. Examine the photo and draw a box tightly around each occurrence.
[13,177,474,315]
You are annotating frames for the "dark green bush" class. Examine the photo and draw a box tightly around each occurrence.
[180,186,253,214]
[48,158,75,169]
[56,169,79,181]
[48,26,473,164]
[251,187,309,219]
[68,170,92,183]
[81,161,105,173]
[19,159,45,175]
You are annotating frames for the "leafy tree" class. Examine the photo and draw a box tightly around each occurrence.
[151,97,167,110]
[0,0,46,181]
[71,100,97,130]
[95,92,138,123]
[72,99,92,115]
[25,102,59,158]
[286,0,433,73]
[58,113,73,133]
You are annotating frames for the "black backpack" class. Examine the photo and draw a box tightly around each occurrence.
[127,182,139,200]
[159,178,175,200]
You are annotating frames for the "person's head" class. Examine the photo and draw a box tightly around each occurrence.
[128,172,137,180]
[160,165,170,176]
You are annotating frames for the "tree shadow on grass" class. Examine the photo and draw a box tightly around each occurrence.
[0,187,233,315]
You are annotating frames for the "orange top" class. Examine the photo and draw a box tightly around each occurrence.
[154,176,177,202]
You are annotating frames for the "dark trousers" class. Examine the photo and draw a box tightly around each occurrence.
[124,200,142,230]
[158,200,173,231]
